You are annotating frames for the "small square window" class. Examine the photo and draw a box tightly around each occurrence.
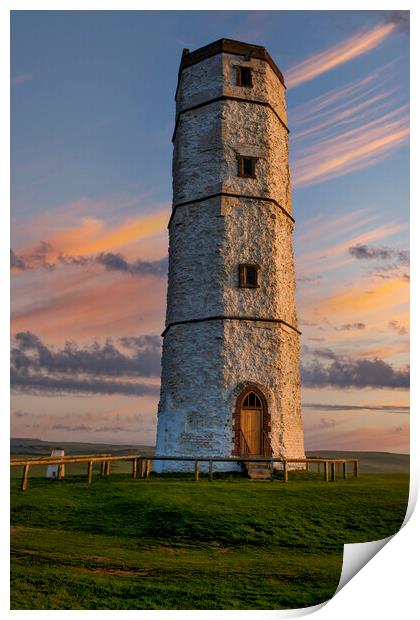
[237,66,253,87]
[239,264,260,288]
[238,156,257,178]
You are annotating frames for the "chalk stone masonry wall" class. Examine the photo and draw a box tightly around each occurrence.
[155,40,305,472]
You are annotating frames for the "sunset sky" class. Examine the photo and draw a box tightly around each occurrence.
[10,10,410,452]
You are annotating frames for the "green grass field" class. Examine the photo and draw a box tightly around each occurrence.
[10,470,409,610]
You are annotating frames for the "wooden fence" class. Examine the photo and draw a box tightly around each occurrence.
[10,454,359,492]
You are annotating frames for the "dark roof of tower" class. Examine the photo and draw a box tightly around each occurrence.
[175,38,285,98]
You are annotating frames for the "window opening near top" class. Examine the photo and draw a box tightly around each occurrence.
[246,265,258,286]
[239,263,260,288]
[238,156,256,178]
[238,66,252,87]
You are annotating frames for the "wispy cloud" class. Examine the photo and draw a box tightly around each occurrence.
[295,208,373,245]
[334,322,366,332]
[11,200,170,342]
[17,210,169,259]
[389,320,408,336]
[289,57,409,187]
[290,71,386,123]
[305,423,409,452]
[304,403,409,414]
[293,107,409,187]
[11,271,167,341]
[231,11,272,43]
[286,23,395,88]
[297,221,407,276]
[356,341,409,360]
[11,73,33,87]
[293,91,393,142]
[306,277,408,321]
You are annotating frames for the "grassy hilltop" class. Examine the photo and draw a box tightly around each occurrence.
[10,451,409,610]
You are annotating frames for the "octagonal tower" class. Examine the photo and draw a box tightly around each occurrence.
[155,39,305,471]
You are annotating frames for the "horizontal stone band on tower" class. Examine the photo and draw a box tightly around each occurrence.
[161,316,302,337]
[172,95,290,142]
[168,191,295,229]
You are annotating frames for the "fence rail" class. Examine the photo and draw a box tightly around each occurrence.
[11,454,359,492]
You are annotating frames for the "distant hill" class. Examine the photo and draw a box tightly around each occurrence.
[307,450,409,474]
[10,437,155,457]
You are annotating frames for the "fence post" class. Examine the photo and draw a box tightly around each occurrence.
[331,462,336,482]
[132,458,138,479]
[270,460,274,482]
[343,462,347,480]
[105,461,111,476]
[208,460,213,482]
[324,461,329,482]
[87,461,93,484]
[305,460,309,472]
[21,464,30,492]
[146,460,152,478]
[283,461,288,483]
[194,461,199,481]
[353,460,359,478]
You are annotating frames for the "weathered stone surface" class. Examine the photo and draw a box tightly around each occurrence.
[176,53,287,125]
[166,199,224,324]
[173,100,290,210]
[155,41,305,472]
[167,198,297,324]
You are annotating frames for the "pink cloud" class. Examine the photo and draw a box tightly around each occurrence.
[11,73,33,87]
[286,23,395,88]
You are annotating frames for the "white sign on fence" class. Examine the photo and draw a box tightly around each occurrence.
[46,449,65,479]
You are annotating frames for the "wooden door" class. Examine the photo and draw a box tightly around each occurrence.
[240,408,262,455]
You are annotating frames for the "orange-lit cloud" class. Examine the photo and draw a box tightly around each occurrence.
[11,200,171,345]
[307,277,408,322]
[11,271,167,342]
[286,23,395,88]
[16,210,169,264]
[11,398,159,445]
[356,341,409,360]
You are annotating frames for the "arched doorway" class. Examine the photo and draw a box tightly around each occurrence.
[240,391,263,455]
[234,387,271,457]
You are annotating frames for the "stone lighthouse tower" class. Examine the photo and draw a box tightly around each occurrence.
[155,39,305,471]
